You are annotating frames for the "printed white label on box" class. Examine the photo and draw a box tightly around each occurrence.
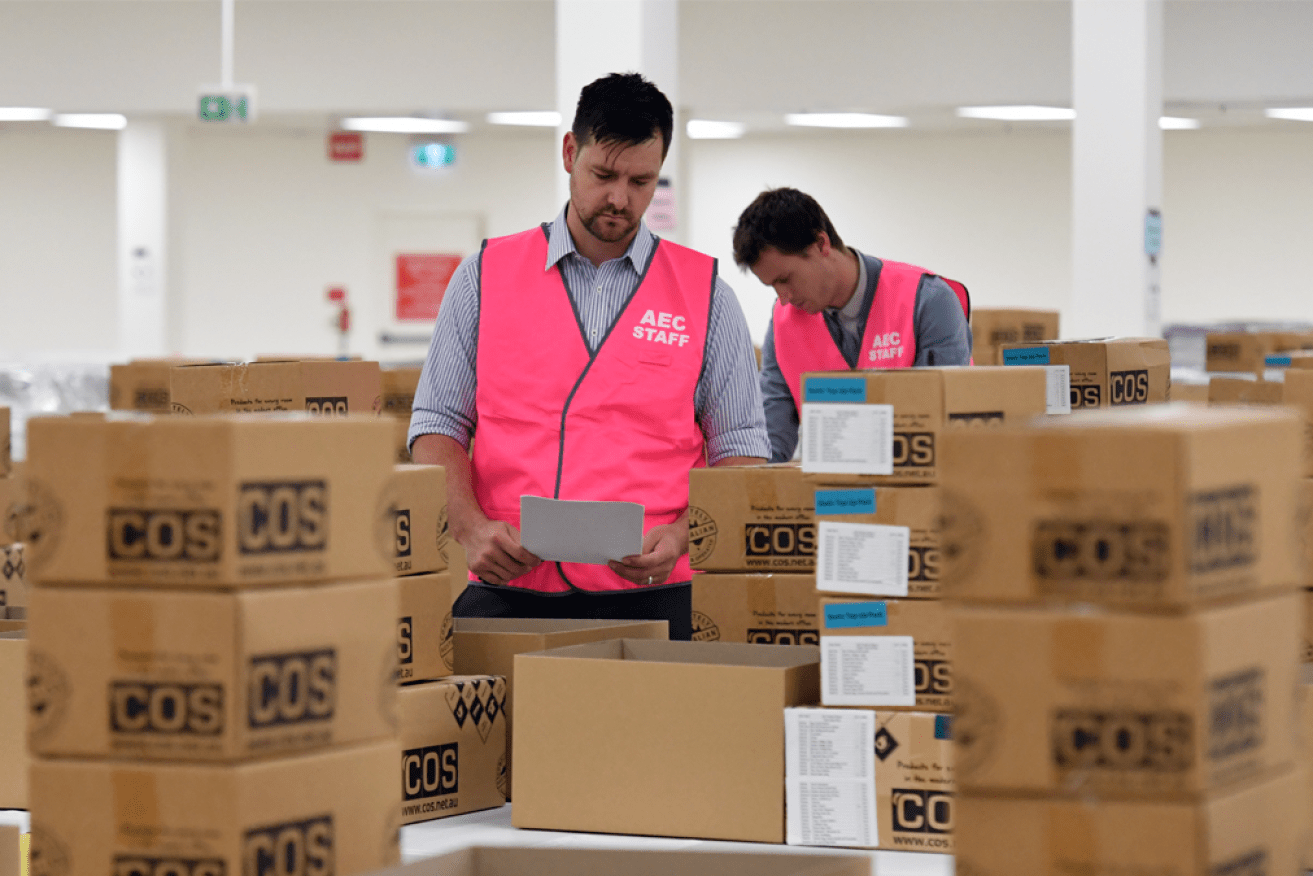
[801,403,894,475]
[817,522,909,597]
[1045,365,1072,415]
[821,635,916,707]
[786,708,878,848]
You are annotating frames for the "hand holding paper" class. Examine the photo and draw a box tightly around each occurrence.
[519,496,645,565]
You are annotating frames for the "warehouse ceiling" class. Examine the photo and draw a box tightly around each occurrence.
[0,0,1311,131]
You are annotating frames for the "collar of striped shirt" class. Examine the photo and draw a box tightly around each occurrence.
[544,204,655,272]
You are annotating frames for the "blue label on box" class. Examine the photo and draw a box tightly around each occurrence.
[1266,355,1293,367]
[815,489,876,516]
[935,715,952,740]
[823,602,888,629]
[1002,346,1051,366]
[804,377,867,403]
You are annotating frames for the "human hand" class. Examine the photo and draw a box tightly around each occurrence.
[462,519,541,586]
[607,521,686,587]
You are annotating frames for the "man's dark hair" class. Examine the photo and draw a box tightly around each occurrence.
[732,187,846,268]
[572,72,674,158]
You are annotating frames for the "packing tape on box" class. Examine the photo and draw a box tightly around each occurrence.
[1054,618,1105,680]
[112,769,160,829]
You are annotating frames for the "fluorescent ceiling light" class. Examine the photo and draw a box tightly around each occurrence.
[785,113,907,129]
[341,117,469,134]
[486,111,561,127]
[957,105,1075,121]
[0,107,52,122]
[1266,107,1313,122]
[1159,116,1200,130]
[53,113,127,130]
[687,119,746,139]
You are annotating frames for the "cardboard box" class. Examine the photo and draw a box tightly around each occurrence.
[381,368,421,418]
[799,366,1051,485]
[1302,681,1313,869]
[0,469,26,542]
[398,676,506,823]
[28,578,399,761]
[394,418,412,464]
[956,769,1305,876]
[1210,370,1313,476]
[952,593,1300,797]
[1206,330,1313,375]
[109,359,214,413]
[941,404,1306,608]
[818,597,953,711]
[384,464,448,575]
[1266,349,1313,370]
[0,635,27,809]
[0,544,24,611]
[170,360,382,416]
[1001,336,1170,410]
[23,413,394,587]
[452,618,668,798]
[813,485,942,598]
[396,846,870,876]
[1304,479,1313,581]
[512,638,820,843]
[691,573,818,645]
[30,740,400,876]
[1170,381,1210,402]
[1305,591,1313,664]
[970,308,1060,366]
[398,572,455,683]
[688,464,817,572]
[0,407,8,478]
[785,708,954,852]
[0,825,17,876]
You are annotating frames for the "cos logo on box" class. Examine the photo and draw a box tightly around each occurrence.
[114,856,225,876]
[247,649,336,729]
[110,681,224,735]
[107,509,221,562]
[243,816,333,876]
[238,481,327,555]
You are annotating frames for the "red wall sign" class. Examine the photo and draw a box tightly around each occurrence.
[395,253,461,321]
[328,131,364,162]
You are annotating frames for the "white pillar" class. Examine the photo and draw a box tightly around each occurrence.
[117,119,169,357]
[1070,0,1163,338]
[555,0,682,241]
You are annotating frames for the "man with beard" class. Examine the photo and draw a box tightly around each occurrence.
[408,72,768,639]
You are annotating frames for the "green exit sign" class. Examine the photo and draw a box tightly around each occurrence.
[197,87,256,124]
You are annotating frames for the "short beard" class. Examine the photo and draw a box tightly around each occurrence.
[581,209,636,244]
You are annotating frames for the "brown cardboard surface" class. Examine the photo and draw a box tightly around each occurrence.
[800,366,1050,485]
[23,413,394,587]
[169,360,382,416]
[1210,371,1313,477]
[30,740,400,876]
[1304,479,1313,583]
[0,470,25,542]
[398,676,506,823]
[999,337,1170,409]
[512,638,821,843]
[0,637,27,809]
[1303,682,1313,869]
[381,368,421,418]
[398,572,455,683]
[1205,330,1313,375]
[691,573,818,645]
[0,826,16,876]
[109,360,214,412]
[941,403,1306,608]
[819,597,953,711]
[452,618,668,799]
[1305,592,1313,664]
[383,846,870,876]
[969,308,1060,366]
[0,407,8,478]
[955,769,1305,876]
[0,544,24,611]
[952,593,1301,797]
[28,579,399,761]
[393,418,413,464]
[1171,381,1210,402]
[813,485,942,597]
[384,465,448,575]
[688,464,817,572]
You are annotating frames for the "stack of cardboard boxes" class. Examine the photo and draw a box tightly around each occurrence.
[0,407,26,814]
[680,366,1044,851]
[380,366,422,463]
[0,408,24,620]
[23,413,404,876]
[942,404,1308,872]
[385,462,511,824]
[969,308,1060,366]
[999,336,1171,409]
[1204,329,1313,377]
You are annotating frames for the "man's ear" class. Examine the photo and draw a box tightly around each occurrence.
[814,230,832,257]
[562,131,578,174]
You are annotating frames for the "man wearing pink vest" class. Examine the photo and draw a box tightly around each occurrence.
[733,188,972,463]
[408,73,769,639]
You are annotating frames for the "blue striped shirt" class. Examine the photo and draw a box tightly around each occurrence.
[409,206,770,464]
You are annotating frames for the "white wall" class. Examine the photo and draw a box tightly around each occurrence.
[5,121,1313,358]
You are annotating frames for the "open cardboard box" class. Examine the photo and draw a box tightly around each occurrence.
[377,846,869,876]
[512,638,820,843]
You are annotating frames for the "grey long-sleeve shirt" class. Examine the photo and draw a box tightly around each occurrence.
[759,250,973,463]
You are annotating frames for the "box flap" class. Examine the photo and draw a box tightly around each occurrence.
[523,637,820,669]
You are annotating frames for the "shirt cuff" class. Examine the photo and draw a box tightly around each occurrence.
[706,427,772,465]
[407,414,471,453]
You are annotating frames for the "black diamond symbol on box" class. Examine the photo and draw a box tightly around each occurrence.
[485,696,500,722]
[470,696,485,725]
[874,726,899,761]
[452,698,468,727]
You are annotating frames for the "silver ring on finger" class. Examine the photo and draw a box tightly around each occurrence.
[647,575,653,586]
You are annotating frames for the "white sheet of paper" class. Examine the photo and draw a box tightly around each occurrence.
[786,708,878,848]
[519,495,645,564]
[817,521,910,597]
[821,635,916,707]
[801,403,895,475]
[1045,365,1072,414]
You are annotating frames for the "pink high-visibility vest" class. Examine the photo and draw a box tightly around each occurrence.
[471,226,712,593]
[774,259,969,412]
